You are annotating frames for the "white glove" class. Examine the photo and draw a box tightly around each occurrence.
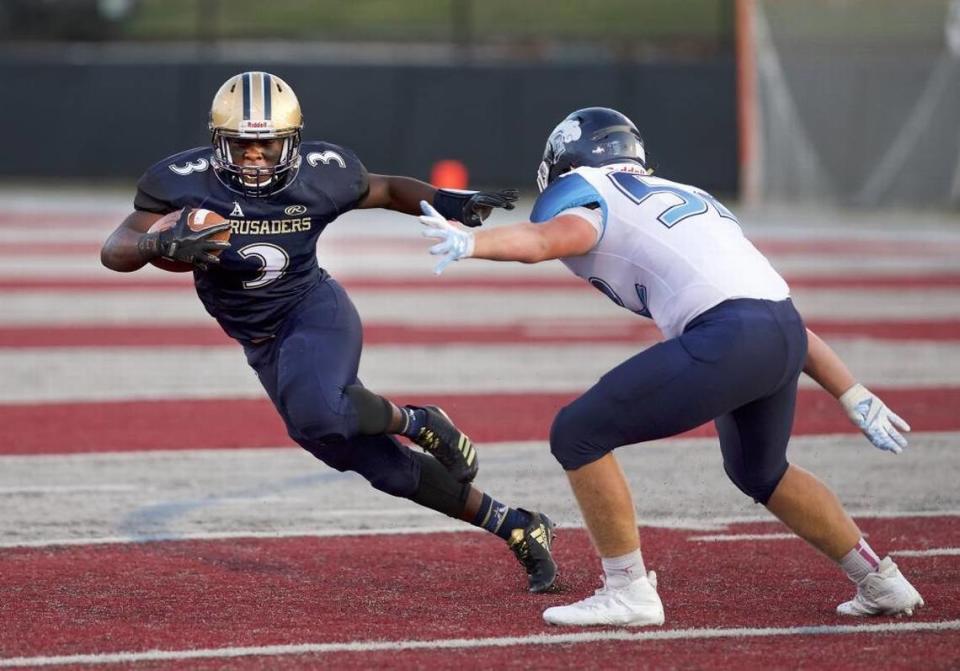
[419,200,475,275]
[839,383,910,454]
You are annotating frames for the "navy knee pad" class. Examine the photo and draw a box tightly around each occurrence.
[722,460,789,505]
[366,466,420,499]
[344,384,393,435]
[302,438,420,499]
[282,396,353,446]
[549,405,612,471]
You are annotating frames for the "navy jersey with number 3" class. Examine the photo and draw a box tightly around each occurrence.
[135,141,368,340]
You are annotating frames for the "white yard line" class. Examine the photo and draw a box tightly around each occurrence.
[689,533,799,542]
[2,620,958,668]
[891,548,960,558]
[1,339,958,402]
[1,287,959,325]
[0,525,478,549]
[3,509,958,550]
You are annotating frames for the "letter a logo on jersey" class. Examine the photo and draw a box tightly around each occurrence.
[230,202,245,217]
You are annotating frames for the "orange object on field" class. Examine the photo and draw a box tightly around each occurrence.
[431,160,469,189]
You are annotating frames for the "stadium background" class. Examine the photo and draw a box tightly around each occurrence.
[1,1,958,669]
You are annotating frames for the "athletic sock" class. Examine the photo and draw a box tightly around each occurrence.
[471,493,531,541]
[398,406,427,438]
[840,538,881,583]
[602,549,647,588]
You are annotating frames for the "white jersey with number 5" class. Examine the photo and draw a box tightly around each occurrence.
[529,163,790,339]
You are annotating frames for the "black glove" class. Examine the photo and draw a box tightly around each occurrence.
[138,208,231,270]
[433,188,519,228]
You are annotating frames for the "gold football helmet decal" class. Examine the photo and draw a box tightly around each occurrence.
[209,72,304,197]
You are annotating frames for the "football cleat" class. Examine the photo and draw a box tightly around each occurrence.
[543,571,665,627]
[507,510,558,593]
[837,556,924,616]
[410,406,478,483]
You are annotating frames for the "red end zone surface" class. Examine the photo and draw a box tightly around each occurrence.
[1,517,957,669]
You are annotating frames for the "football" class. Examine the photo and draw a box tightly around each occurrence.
[147,208,230,272]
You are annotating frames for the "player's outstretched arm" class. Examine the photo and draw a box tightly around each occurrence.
[360,174,518,227]
[101,210,163,272]
[804,328,910,454]
[803,328,856,398]
[418,201,597,274]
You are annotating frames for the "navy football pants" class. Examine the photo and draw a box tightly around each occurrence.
[242,279,421,499]
[550,298,808,504]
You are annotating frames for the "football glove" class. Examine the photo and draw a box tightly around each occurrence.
[433,188,519,227]
[839,383,910,454]
[419,200,475,275]
[138,208,232,270]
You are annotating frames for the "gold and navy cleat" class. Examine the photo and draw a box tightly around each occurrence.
[411,405,478,483]
[508,510,558,593]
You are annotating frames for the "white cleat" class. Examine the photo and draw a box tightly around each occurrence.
[543,571,665,627]
[837,557,924,617]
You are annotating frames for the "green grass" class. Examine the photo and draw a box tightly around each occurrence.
[122,0,948,47]
[761,0,947,44]
[122,0,731,42]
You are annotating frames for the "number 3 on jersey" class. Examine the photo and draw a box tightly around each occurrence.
[608,172,737,227]
[238,243,289,289]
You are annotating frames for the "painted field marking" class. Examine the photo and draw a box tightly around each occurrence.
[3,509,959,550]
[689,533,798,542]
[891,547,960,557]
[2,620,958,668]
[0,524,477,549]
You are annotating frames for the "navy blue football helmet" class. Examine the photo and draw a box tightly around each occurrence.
[536,107,646,192]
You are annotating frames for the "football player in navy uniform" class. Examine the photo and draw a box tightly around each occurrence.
[418,107,923,625]
[100,71,557,593]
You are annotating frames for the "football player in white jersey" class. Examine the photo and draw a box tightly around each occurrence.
[417,107,923,626]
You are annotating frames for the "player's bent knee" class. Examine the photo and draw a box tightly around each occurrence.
[367,468,419,498]
[287,422,348,447]
[283,401,352,446]
[549,405,611,471]
[723,460,788,505]
[299,438,419,498]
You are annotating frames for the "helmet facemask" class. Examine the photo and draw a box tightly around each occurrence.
[211,128,301,198]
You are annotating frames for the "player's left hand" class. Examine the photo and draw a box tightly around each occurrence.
[839,383,910,454]
[419,201,475,275]
[434,188,519,227]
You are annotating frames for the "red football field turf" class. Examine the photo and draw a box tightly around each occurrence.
[1,517,957,669]
[0,317,959,348]
[0,387,956,455]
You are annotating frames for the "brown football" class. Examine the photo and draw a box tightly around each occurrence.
[147,208,230,272]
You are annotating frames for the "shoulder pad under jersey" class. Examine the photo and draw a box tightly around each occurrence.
[298,141,369,211]
[530,171,608,234]
[135,147,213,214]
